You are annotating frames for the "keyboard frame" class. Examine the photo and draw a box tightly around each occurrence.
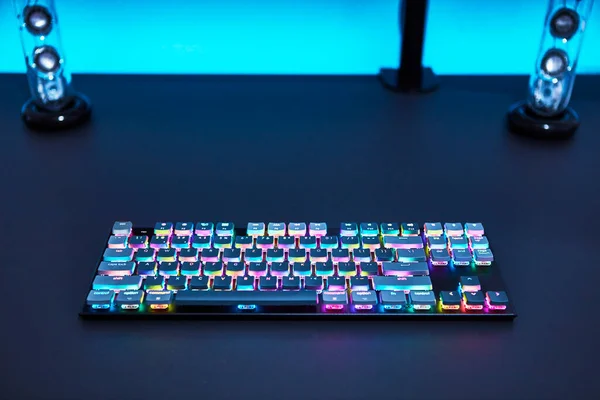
[79,226,517,320]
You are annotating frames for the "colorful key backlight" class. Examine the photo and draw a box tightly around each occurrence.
[81,221,515,320]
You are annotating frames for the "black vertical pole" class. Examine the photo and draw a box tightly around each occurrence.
[379,0,439,93]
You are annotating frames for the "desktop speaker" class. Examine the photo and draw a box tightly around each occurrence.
[507,0,594,138]
[13,0,91,130]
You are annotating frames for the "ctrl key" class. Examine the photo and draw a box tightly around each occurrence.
[145,290,173,310]
[86,290,115,310]
[116,290,145,310]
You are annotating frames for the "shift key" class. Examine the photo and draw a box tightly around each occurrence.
[93,275,143,291]
[372,275,433,291]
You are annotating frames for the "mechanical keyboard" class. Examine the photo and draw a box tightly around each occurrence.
[79,221,516,320]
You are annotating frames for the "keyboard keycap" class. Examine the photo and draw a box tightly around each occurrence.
[270,261,290,276]
[320,236,339,249]
[380,222,400,236]
[192,235,211,249]
[354,248,372,262]
[225,262,245,277]
[401,222,420,236]
[331,248,350,262]
[322,290,348,306]
[258,276,278,290]
[424,222,443,237]
[277,236,295,249]
[189,276,210,290]
[195,222,214,236]
[154,222,173,235]
[315,261,334,276]
[397,248,426,262]
[176,290,319,306]
[150,236,169,249]
[360,222,379,236]
[326,276,346,290]
[341,235,360,249]
[372,276,433,291]
[427,236,446,250]
[144,276,165,290]
[382,262,429,276]
[430,249,451,265]
[440,291,461,309]
[112,221,133,236]
[463,291,485,310]
[115,290,144,309]
[452,249,472,265]
[288,223,307,236]
[282,276,301,290]
[108,235,128,249]
[379,291,407,309]
[361,236,381,250]
[267,222,286,237]
[214,235,233,249]
[128,235,148,249]
[245,248,264,263]
[216,222,234,236]
[448,236,468,249]
[309,222,327,237]
[310,248,329,263]
[247,222,265,236]
[460,276,481,291]
[469,236,489,250]
[337,262,357,276]
[444,223,464,237]
[179,248,199,262]
[86,290,115,308]
[213,276,233,290]
[486,291,509,310]
[248,262,268,277]
[157,248,176,262]
[374,248,394,262]
[256,236,275,249]
[180,261,202,276]
[299,236,317,249]
[473,249,494,265]
[465,223,484,237]
[204,261,224,276]
[340,222,358,236]
[93,275,143,291]
[222,248,242,263]
[266,248,285,263]
[351,290,378,308]
[174,222,194,236]
[200,248,220,262]
[409,290,436,309]
[136,261,157,276]
[97,261,135,276]
[171,235,191,249]
[349,276,370,290]
[167,276,188,291]
[359,262,379,276]
[103,248,134,262]
[135,248,156,262]
[288,248,307,263]
[145,290,173,309]
[304,276,324,290]
[234,236,253,249]
[383,236,423,249]
[158,261,179,276]
[236,276,255,291]
[292,261,312,276]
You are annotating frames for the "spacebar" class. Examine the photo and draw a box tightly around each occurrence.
[175,290,319,306]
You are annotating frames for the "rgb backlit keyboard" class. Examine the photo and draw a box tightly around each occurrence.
[79,221,516,320]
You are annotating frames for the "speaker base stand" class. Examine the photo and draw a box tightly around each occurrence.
[507,100,579,139]
[378,67,439,93]
[21,93,92,131]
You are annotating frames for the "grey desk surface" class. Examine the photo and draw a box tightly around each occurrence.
[1,73,599,400]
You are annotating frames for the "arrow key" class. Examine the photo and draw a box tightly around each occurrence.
[440,291,461,310]
[459,276,481,292]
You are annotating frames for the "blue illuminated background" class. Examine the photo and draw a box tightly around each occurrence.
[0,0,599,74]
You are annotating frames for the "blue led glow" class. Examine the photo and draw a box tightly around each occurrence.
[1,0,599,74]
[238,304,257,310]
